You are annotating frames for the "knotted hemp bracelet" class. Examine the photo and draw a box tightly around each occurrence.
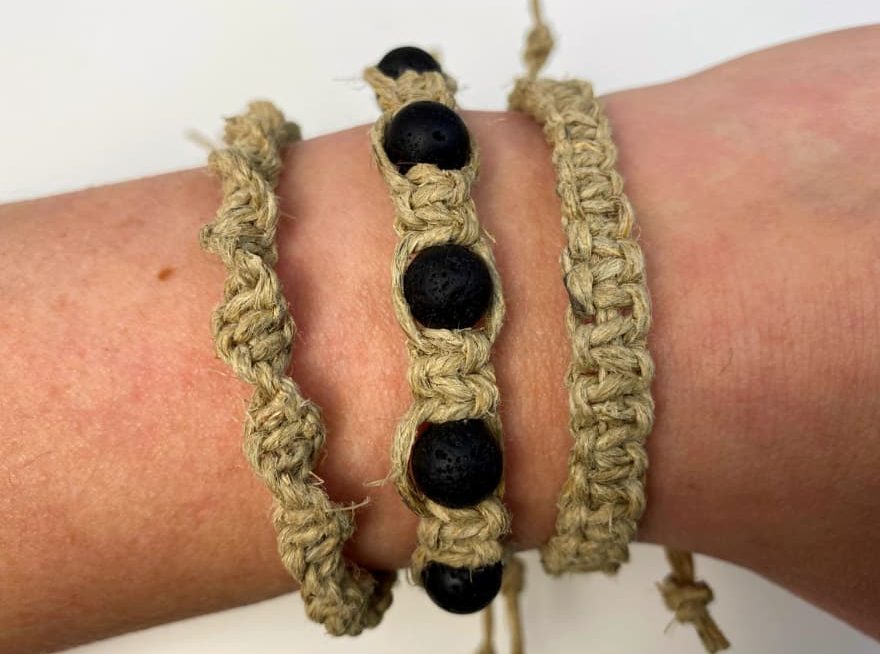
[509,74,653,577]
[199,101,395,636]
[508,7,729,652]
[363,47,512,614]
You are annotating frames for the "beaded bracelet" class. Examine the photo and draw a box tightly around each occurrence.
[509,3,729,652]
[363,48,512,614]
[199,102,394,636]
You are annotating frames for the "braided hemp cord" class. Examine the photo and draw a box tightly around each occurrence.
[199,101,394,635]
[362,66,511,581]
[509,4,728,650]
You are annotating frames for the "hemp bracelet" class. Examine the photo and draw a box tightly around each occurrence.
[364,47,512,614]
[509,3,730,652]
[199,101,394,636]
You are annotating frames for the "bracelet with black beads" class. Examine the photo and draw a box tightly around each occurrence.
[365,46,512,616]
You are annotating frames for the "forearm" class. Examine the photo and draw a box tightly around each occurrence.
[2,32,879,650]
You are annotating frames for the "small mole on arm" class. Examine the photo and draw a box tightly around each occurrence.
[157,267,175,281]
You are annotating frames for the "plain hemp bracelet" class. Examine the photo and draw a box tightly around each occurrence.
[197,1,730,652]
[507,1,729,652]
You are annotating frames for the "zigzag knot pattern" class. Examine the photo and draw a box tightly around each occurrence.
[363,66,511,580]
[199,101,394,636]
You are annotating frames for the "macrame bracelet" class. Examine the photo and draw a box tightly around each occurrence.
[510,38,652,581]
[508,3,729,652]
[363,48,512,614]
[199,101,395,636]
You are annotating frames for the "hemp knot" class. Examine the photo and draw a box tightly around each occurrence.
[656,553,730,652]
[524,24,554,78]
[363,67,456,114]
[659,576,714,623]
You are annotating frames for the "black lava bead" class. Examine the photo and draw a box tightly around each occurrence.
[422,561,504,614]
[383,101,470,173]
[378,46,441,79]
[403,244,492,329]
[411,419,502,508]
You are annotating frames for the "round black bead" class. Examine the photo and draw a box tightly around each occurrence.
[403,244,492,329]
[411,419,502,508]
[422,561,504,614]
[378,46,441,79]
[383,100,470,173]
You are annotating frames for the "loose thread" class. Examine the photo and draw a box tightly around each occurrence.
[476,555,526,654]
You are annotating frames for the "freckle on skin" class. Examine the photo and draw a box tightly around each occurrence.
[157,267,175,281]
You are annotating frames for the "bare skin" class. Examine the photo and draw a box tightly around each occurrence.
[1,26,878,654]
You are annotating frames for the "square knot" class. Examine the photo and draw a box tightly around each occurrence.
[406,165,475,209]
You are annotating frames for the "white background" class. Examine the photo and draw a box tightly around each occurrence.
[2,1,878,653]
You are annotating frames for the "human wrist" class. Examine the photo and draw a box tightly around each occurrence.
[271,110,568,569]
[270,100,718,571]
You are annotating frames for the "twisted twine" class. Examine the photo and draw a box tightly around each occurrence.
[199,101,394,636]
[362,65,511,581]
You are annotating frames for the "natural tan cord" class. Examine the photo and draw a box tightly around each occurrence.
[363,64,511,583]
[510,4,729,650]
[476,555,526,654]
[659,550,731,652]
[199,101,394,636]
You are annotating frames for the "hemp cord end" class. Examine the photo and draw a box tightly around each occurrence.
[658,550,730,652]
[523,0,554,78]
